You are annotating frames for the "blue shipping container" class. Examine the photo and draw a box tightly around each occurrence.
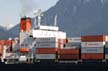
[105,48,108,54]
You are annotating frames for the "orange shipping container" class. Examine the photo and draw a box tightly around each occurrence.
[0,40,7,45]
[0,45,4,50]
[81,35,106,42]
[0,40,14,46]
[36,48,57,54]
[0,50,3,54]
[81,53,104,59]
[58,49,79,54]
[19,48,30,53]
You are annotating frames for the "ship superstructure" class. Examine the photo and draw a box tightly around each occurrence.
[18,9,66,63]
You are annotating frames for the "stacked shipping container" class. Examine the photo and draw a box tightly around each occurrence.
[67,37,81,48]
[35,37,66,60]
[57,37,81,60]
[58,48,79,60]
[105,42,108,59]
[81,35,107,60]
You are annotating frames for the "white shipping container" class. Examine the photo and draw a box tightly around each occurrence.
[61,47,78,49]
[105,36,108,41]
[105,54,108,59]
[35,37,58,43]
[81,42,105,47]
[36,54,56,59]
[35,42,59,48]
[105,42,108,47]
[68,37,81,42]
[81,47,104,53]
[66,42,81,47]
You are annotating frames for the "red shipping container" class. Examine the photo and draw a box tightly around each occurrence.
[81,35,106,42]
[58,49,79,54]
[36,48,57,54]
[0,50,3,54]
[81,53,104,59]
[58,54,79,60]
[0,40,14,46]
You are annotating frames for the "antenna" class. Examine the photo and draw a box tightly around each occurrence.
[34,9,43,26]
[54,14,57,27]
[34,16,37,28]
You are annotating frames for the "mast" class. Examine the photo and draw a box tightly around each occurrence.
[34,9,43,26]
[54,14,57,27]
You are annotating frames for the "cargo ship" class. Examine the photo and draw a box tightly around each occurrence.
[0,9,108,71]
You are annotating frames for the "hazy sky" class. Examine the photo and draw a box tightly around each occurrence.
[0,0,58,27]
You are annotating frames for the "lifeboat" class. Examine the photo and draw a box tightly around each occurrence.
[19,48,30,53]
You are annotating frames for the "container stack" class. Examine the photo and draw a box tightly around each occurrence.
[67,37,81,48]
[35,37,66,61]
[81,35,107,60]
[0,45,4,56]
[105,37,108,59]
[58,48,79,60]
[57,37,81,60]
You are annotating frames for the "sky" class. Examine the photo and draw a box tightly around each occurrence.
[0,0,58,28]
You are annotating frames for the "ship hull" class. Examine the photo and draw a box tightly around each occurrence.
[0,63,108,71]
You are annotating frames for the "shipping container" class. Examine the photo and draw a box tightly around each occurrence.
[105,36,108,41]
[35,42,59,48]
[81,42,105,47]
[19,48,30,53]
[0,45,4,50]
[63,47,79,49]
[35,37,58,43]
[0,40,13,46]
[58,49,79,54]
[68,37,81,42]
[81,35,107,42]
[105,54,108,59]
[81,53,104,59]
[105,42,108,47]
[0,50,3,55]
[105,48,108,54]
[36,48,57,54]
[58,54,79,60]
[65,42,81,48]
[35,38,67,44]
[81,47,104,53]
[36,54,56,59]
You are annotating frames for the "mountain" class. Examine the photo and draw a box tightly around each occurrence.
[8,24,19,37]
[9,0,108,37]
[0,26,16,40]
